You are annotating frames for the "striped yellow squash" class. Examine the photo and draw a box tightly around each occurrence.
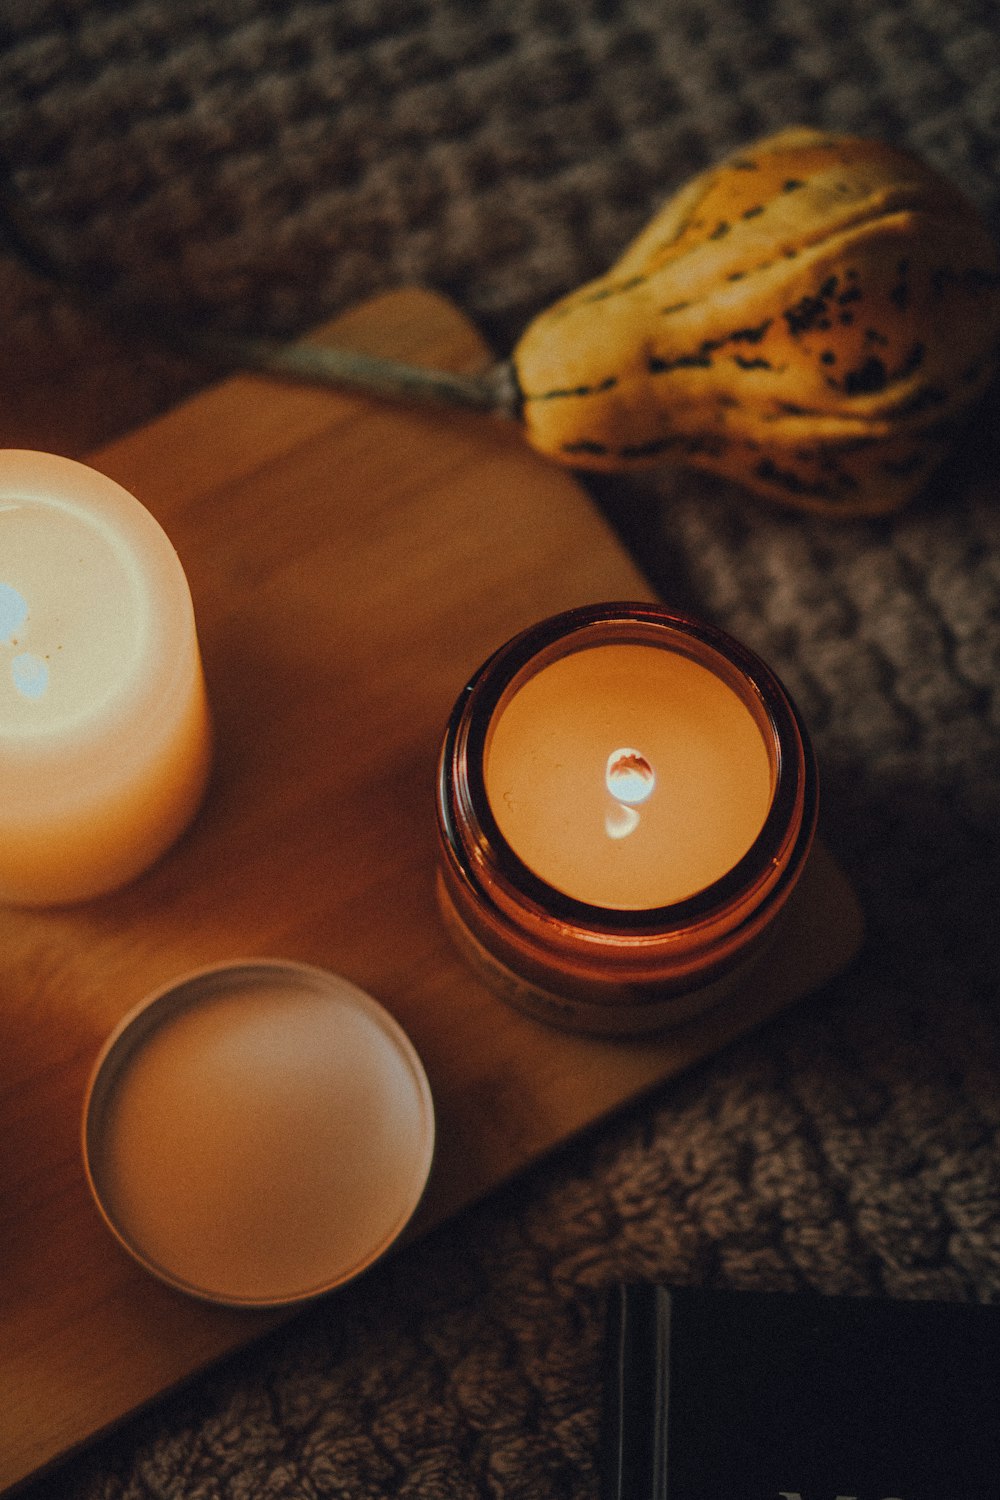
[512,127,1000,515]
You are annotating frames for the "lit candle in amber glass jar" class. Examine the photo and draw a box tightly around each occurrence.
[436,602,817,1034]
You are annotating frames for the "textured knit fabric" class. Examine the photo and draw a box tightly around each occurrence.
[2,2,999,1496]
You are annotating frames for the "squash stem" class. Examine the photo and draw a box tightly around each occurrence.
[179,330,521,418]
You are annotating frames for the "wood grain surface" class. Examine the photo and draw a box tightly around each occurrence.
[0,288,863,1491]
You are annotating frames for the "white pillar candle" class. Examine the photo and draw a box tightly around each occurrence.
[0,450,212,905]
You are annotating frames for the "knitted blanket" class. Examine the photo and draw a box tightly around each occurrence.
[2,2,998,1496]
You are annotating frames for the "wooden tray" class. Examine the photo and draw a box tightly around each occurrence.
[0,288,863,1492]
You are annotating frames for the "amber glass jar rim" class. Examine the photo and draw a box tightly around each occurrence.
[439,601,817,936]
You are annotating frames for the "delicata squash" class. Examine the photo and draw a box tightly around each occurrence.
[193,127,1000,517]
[512,126,1000,516]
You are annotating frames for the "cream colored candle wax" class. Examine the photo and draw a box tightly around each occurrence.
[84,962,435,1307]
[0,450,211,905]
[485,641,773,909]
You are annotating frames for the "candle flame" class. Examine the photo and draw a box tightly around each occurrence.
[603,747,655,840]
[605,748,655,805]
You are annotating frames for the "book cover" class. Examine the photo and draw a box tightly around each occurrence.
[600,1282,1000,1500]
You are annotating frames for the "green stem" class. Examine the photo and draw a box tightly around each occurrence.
[180,330,521,418]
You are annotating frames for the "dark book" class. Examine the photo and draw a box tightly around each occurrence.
[600,1282,1000,1500]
